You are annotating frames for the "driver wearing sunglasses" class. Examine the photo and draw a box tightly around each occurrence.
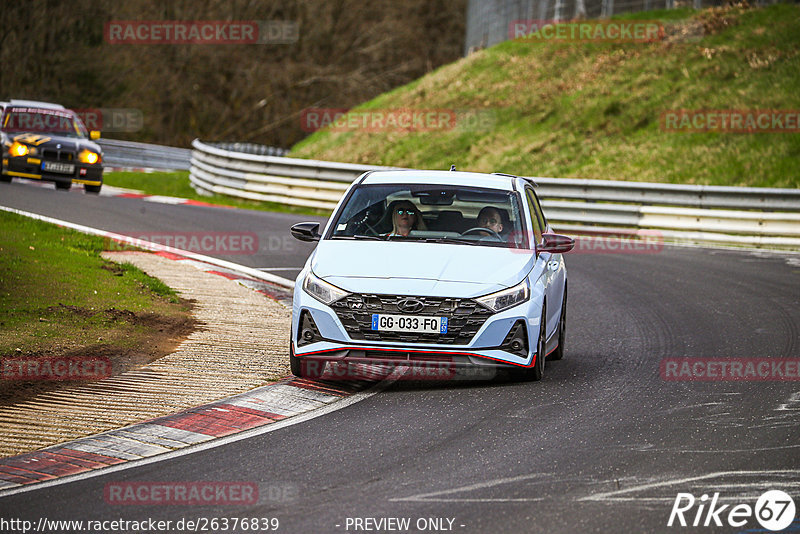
[388,200,427,237]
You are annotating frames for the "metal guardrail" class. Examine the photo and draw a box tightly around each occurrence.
[189,139,800,248]
[99,139,192,170]
[207,142,288,157]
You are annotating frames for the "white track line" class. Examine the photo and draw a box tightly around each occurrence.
[0,205,295,288]
[0,383,391,498]
[0,205,338,497]
[580,470,800,502]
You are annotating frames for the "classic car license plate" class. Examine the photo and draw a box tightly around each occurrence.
[371,314,448,334]
[42,161,74,174]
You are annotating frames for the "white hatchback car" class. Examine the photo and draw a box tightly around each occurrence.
[290,169,574,381]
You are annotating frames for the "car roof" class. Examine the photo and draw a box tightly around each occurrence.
[8,99,66,110]
[361,170,518,190]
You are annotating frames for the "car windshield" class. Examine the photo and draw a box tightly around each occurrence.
[1,107,87,138]
[328,183,528,249]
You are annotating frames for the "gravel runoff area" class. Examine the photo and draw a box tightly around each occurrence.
[0,251,291,458]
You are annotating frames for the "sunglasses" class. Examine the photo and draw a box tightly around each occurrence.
[396,209,416,216]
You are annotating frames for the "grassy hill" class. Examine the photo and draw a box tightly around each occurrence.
[291,3,800,188]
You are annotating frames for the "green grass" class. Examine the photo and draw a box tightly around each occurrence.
[291,3,800,188]
[0,210,191,356]
[103,171,330,216]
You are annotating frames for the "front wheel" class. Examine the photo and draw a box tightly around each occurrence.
[289,342,323,379]
[550,284,567,361]
[512,306,546,382]
[0,174,11,183]
[289,341,302,376]
[85,184,102,194]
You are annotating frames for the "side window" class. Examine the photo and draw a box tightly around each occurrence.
[529,189,547,233]
[525,188,543,245]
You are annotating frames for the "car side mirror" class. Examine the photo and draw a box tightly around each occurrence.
[90,130,101,140]
[291,222,321,242]
[537,233,575,254]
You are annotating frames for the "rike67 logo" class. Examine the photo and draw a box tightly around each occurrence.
[668,490,796,531]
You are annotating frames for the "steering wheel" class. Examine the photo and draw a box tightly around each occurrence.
[360,221,380,236]
[461,227,503,240]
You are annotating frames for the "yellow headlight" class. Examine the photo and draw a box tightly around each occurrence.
[79,149,100,164]
[9,142,29,157]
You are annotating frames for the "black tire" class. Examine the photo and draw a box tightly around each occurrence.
[289,341,302,376]
[85,184,102,194]
[513,304,546,381]
[0,174,11,183]
[55,181,71,191]
[550,284,567,361]
[289,341,323,379]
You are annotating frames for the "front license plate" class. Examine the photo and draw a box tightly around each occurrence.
[371,314,448,334]
[42,161,74,174]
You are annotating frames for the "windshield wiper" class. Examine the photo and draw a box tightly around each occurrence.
[331,235,383,241]
[422,237,483,246]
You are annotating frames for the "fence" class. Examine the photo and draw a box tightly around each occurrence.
[464,0,780,54]
[98,139,191,171]
[189,139,800,249]
[100,139,286,172]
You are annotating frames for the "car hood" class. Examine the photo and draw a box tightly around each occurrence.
[311,240,534,292]
[6,132,102,154]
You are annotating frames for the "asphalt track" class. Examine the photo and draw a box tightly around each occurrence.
[1,180,799,533]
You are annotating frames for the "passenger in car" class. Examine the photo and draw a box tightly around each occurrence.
[387,200,427,236]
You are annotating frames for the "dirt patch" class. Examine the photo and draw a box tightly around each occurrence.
[0,251,292,458]
[43,303,201,330]
[100,262,125,276]
[0,305,199,406]
[697,2,745,35]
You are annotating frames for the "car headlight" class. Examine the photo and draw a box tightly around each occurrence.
[302,271,350,305]
[9,142,29,157]
[78,149,100,164]
[476,279,530,313]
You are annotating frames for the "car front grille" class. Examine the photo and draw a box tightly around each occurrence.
[331,294,492,345]
[42,149,74,162]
